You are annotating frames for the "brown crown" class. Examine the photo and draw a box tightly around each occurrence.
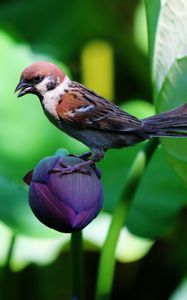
[21,61,65,81]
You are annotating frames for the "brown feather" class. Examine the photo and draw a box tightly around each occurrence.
[56,81,142,132]
[56,91,91,115]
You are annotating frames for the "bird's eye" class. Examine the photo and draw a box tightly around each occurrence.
[33,75,43,83]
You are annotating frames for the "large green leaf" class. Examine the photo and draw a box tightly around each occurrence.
[156,58,187,186]
[126,0,187,240]
[126,146,187,238]
[100,145,141,212]
[151,0,187,186]
[153,0,187,99]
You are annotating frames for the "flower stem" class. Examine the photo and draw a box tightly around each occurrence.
[95,139,158,300]
[70,230,84,300]
[2,234,16,300]
[4,234,16,270]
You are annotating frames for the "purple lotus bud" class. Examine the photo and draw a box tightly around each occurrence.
[24,153,103,233]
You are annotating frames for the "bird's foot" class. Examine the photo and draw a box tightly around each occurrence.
[48,160,93,176]
[78,152,92,160]
[68,152,92,161]
[59,161,92,175]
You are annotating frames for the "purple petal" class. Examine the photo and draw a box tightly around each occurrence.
[32,155,61,184]
[72,198,103,231]
[48,168,102,212]
[29,182,101,232]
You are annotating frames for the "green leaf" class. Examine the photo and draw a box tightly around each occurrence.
[156,57,187,187]
[126,146,187,238]
[152,0,187,186]
[145,0,160,65]
[153,0,187,99]
[100,145,141,212]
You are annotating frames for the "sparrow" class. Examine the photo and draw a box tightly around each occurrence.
[15,61,187,174]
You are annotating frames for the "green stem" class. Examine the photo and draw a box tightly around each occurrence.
[2,234,16,300]
[70,230,84,300]
[95,139,158,300]
[4,234,16,270]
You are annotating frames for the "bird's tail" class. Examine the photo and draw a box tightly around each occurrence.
[142,103,187,138]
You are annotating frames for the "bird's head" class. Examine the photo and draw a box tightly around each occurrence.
[15,61,66,100]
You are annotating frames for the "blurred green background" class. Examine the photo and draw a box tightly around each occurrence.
[1,0,187,299]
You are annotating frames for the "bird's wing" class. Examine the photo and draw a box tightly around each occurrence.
[56,81,142,132]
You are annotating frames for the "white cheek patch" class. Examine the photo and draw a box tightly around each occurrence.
[36,77,51,94]
[42,76,71,117]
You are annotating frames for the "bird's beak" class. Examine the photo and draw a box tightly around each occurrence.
[15,79,34,98]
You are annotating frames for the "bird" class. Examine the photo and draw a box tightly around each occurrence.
[15,61,187,174]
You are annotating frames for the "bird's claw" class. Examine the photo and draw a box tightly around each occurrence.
[67,152,92,161]
[48,169,62,175]
[48,162,91,176]
[60,166,90,175]
[78,152,92,160]
[60,162,91,175]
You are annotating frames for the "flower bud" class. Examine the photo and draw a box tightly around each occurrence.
[24,153,103,233]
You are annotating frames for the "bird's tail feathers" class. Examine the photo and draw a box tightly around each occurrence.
[142,103,187,138]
